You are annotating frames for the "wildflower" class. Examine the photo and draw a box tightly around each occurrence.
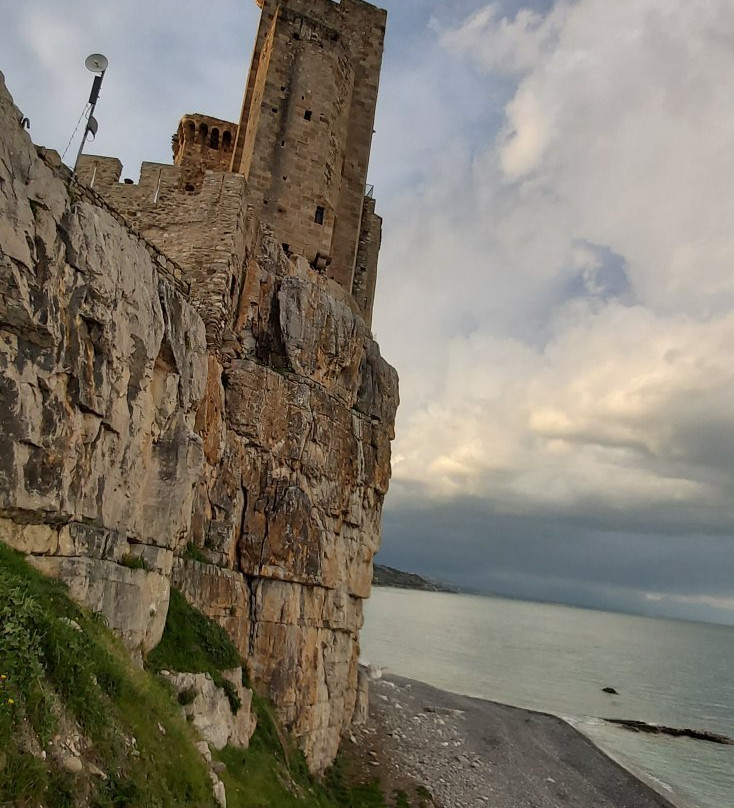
[0,674,6,680]
[7,699,14,705]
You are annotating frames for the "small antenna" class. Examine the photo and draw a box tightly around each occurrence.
[73,53,109,174]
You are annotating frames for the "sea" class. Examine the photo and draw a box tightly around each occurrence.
[360,587,734,808]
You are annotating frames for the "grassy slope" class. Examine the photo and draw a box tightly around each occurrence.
[0,543,405,808]
[0,542,218,808]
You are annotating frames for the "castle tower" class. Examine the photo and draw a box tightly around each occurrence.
[172,114,238,188]
[230,0,386,303]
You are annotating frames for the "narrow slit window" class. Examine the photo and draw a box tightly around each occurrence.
[314,206,325,225]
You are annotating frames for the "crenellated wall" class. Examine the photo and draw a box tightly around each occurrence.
[75,156,253,351]
[172,114,238,186]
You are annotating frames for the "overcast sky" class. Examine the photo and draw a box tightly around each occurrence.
[2,0,734,625]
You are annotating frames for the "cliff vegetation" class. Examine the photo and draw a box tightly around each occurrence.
[0,542,403,807]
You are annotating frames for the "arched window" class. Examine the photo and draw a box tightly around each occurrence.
[222,130,232,150]
[199,123,208,144]
[187,120,195,140]
[210,128,220,149]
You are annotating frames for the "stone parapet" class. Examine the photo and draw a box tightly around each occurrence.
[76,155,251,352]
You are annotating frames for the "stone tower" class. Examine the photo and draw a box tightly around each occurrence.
[230,0,386,323]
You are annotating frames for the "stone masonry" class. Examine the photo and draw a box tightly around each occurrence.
[229,0,385,317]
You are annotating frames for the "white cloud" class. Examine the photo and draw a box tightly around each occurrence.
[375,0,734,533]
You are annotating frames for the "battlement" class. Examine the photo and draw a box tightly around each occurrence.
[76,155,252,348]
[173,113,238,187]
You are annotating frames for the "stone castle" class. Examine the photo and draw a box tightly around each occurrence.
[0,0,397,774]
[77,0,386,327]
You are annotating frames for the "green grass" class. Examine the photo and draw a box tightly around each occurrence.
[184,542,209,564]
[0,541,421,808]
[216,742,388,808]
[119,553,150,571]
[0,542,218,808]
[147,587,241,676]
[147,586,243,712]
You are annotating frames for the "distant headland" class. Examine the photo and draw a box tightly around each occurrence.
[372,563,458,593]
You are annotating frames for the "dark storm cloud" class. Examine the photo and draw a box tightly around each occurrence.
[378,497,734,622]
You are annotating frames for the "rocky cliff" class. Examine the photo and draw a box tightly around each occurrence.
[0,71,397,772]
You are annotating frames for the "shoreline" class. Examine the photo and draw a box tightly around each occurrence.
[347,672,682,808]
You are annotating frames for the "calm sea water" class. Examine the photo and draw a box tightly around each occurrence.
[361,588,734,808]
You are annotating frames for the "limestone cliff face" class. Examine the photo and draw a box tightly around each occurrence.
[0,72,398,772]
[0,72,207,659]
[181,244,398,767]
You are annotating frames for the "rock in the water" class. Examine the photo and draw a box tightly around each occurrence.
[606,718,734,745]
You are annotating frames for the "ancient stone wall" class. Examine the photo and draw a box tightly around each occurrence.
[352,195,382,327]
[173,114,238,186]
[76,155,251,351]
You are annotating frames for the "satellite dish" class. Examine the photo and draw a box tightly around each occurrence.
[85,53,108,74]
[86,116,99,139]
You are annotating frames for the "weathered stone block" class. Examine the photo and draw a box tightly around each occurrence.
[27,556,169,662]
[161,667,256,750]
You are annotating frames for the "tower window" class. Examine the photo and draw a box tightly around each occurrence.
[304,110,313,121]
[210,128,219,149]
[222,130,232,149]
[314,206,325,225]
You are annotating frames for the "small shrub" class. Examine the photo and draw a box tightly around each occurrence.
[183,542,208,564]
[394,790,410,808]
[177,687,197,707]
[219,678,242,715]
[119,553,150,571]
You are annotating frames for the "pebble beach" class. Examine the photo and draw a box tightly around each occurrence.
[346,672,680,808]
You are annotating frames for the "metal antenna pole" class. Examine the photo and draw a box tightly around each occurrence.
[73,54,108,174]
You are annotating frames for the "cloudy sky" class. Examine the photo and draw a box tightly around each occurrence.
[3,0,734,625]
